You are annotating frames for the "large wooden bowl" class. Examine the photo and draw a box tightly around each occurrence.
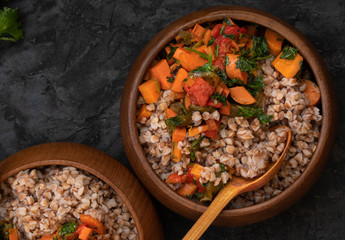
[120,6,337,225]
[0,142,163,239]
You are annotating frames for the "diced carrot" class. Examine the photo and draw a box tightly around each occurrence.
[190,163,204,179]
[173,91,186,100]
[223,87,230,98]
[205,45,215,60]
[186,77,215,107]
[172,143,182,162]
[170,62,180,72]
[182,77,195,92]
[149,59,172,90]
[205,119,218,131]
[225,54,248,84]
[9,229,18,240]
[188,125,208,137]
[176,183,198,197]
[215,85,224,94]
[229,167,236,174]
[220,101,231,116]
[184,94,192,110]
[172,48,187,61]
[137,104,152,122]
[204,130,218,139]
[171,68,188,93]
[303,79,321,106]
[195,45,206,53]
[265,29,284,56]
[171,42,184,48]
[272,51,303,79]
[229,86,256,105]
[246,25,257,38]
[166,108,177,119]
[166,172,187,183]
[80,214,105,234]
[78,227,93,240]
[238,36,249,48]
[203,29,212,45]
[138,79,160,104]
[192,23,207,41]
[40,234,55,240]
[165,46,175,65]
[179,51,208,72]
[172,127,186,143]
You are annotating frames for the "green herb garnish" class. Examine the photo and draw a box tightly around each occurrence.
[237,106,272,124]
[224,33,235,39]
[219,24,226,35]
[280,46,298,60]
[191,63,215,73]
[220,163,229,172]
[190,136,204,160]
[184,47,209,60]
[246,75,264,95]
[154,78,160,92]
[215,44,219,57]
[224,55,230,67]
[167,77,174,83]
[207,36,215,46]
[58,222,77,238]
[235,56,258,72]
[251,35,270,58]
[0,7,24,42]
[166,46,177,60]
[223,18,233,26]
[210,92,227,106]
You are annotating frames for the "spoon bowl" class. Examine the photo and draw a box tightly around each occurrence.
[183,126,292,240]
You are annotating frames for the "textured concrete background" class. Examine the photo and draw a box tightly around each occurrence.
[0,0,344,239]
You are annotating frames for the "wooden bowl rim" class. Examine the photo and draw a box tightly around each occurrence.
[120,6,337,225]
[0,142,163,239]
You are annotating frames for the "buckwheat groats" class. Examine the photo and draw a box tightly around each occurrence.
[136,17,322,206]
[0,166,137,240]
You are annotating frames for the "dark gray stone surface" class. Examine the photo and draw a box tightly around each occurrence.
[0,0,344,239]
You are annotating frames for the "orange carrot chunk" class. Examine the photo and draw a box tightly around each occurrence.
[179,51,207,72]
[166,108,177,119]
[265,29,284,56]
[192,23,207,41]
[303,79,321,106]
[204,120,221,139]
[172,143,182,162]
[188,125,208,137]
[176,183,198,197]
[138,79,160,104]
[40,234,56,240]
[220,101,231,116]
[9,229,18,240]
[171,68,188,93]
[166,172,187,183]
[184,94,192,110]
[172,127,186,143]
[229,86,256,105]
[172,48,187,61]
[80,214,105,235]
[272,51,303,79]
[137,104,152,122]
[225,54,248,84]
[78,227,93,240]
[190,163,204,179]
[149,59,172,90]
[203,29,212,45]
[173,91,186,100]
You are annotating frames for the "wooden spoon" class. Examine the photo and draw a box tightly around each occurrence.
[183,126,292,240]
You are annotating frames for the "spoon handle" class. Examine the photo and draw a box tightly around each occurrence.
[182,183,243,240]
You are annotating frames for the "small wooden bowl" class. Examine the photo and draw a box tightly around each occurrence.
[120,6,337,225]
[0,142,164,239]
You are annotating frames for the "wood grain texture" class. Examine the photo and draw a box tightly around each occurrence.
[0,142,163,240]
[120,6,337,226]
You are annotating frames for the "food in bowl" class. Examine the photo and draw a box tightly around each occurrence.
[0,166,137,240]
[136,17,322,207]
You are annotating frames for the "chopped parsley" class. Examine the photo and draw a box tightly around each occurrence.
[191,62,215,73]
[167,77,174,83]
[251,35,270,58]
[210,92,227,106]
[219,24,226,35]
[220,163,229,172]
[58,222,77,238]
[280,46,298,60]
[224,55,230,66]
[235,56,258,72]
[224,33,235,39]
[0,7,24,42]
[207,36,215,46]
[237,105,272,124]
[246,75,264,96]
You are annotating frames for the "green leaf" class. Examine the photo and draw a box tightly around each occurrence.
[246,75,264,94]
[251,35,270,58]
[219,163,229,172]
[190,62,215,73]
[223,18,233,26]
[184,47,209,60]
[215,44,219,57]
[224,55,230,67]
[224,33,235,39]
[237,105,272,124]
[235,56,257,72]
[154,78,160,92]
[208,53,213,65]
[166,46,177,60]
[190,136,203,160]
[167,76,174,83]
[280,46,298,60]
[207,36,215,46]
[210,92,227,105]
[58,222,77,238]
[219,24,226,35]
[165,114,192,130]
[0,7,24,42]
